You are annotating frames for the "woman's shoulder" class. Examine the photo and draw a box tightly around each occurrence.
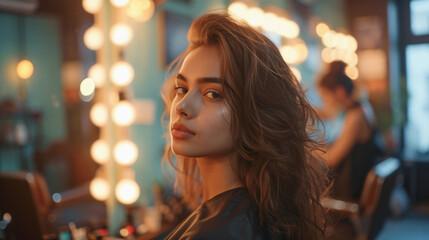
[164,187,281,240]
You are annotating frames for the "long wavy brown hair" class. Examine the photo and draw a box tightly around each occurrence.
[161,12,328,239]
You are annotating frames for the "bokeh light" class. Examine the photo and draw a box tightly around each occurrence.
[16,59,34,79]
[245,7,264,27]
[110,0,129,7]
[90,177,110,201]
[345,65,359,80]
[110,23,133,46]
[114,140,138,166]
[110,61,134,87]
[88,63,106,88]
[80,78,95,97]
[227,2,248,20]
[84,26,104,50]
[280,45,298,64]
[91,139,110,164]
[90,103,108,127]
[316,22,330,37]
[82,0,102,14]
[126,0,154,22]
[115,179,140,205]
[112,101,135,126]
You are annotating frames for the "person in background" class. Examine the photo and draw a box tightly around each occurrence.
[317,61,383,201]
[161,12,328,240]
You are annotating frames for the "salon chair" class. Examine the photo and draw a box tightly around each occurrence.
[0,171,106,240]
[322,157,400,240]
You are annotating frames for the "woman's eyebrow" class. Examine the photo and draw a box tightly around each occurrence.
[176,73,222,84]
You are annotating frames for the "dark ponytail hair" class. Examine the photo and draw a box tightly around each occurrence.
[319,61,354,96]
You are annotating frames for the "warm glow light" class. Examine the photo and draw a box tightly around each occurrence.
[245,7,264,27]
[322,30,338,48]
[91,139,110,164]
[227,2,248,20]
[90,177,110,201]
[88,64,106,88]
[261,12,279,32]
[114,140,138,165]
[321,48,334,63]
[115,179,140,205]
[336,33,348,49]
[345,52,358,66]
[290,66,302,82]
[80,78,95,96]
[110,23,133,46]
[84,26,104,50]
[280,45,298,64]
[16,59,34,79]
[110,61,134,87]
[345,65,359,80]
[126,0,154,22]
[82,0,102,14]
[346,35,358,52]
[90,103,108,127]
[277,19,300,39]
[316,22,330,38]
[112,101,135,126]
[295,42,308,64]
[110,0,129,7]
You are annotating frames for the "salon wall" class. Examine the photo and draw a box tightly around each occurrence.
[124,0,347,205]
[0,13,65,171]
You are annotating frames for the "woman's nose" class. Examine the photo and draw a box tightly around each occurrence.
[175,91,199,119]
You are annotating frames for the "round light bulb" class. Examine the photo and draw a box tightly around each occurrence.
[316,22,330,38]
[322,30,337,48]
[280,45,298,64]
[261,12,279,32]
[245,7,264,27]
[321,48,334,63]
[112,101,135,126]
[90,103,108,127]
[110,0,129,7]
[84,26,104,50]
[110,61,134,87]
[88,64,106,88]
[90,177,110,201]
[114,140,138,166]
[17,59,34,79]
[295,42,308,64]
[115,179,140,205]
[91,139,110,164]
[110,23,133,46]
[82,0,102,14]
[345,65,359,80]
[80,78,95,97]
[346,35,358,52]
[227,2,248,20]
[278,19,300,39]
[126,0,155,22]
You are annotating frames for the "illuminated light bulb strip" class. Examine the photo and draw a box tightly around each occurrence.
[227,1,306,68]
[316,21,359,80]
[83,0,141,206]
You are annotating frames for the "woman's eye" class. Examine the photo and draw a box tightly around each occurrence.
[175,87,188,95]
[205,91,222,99]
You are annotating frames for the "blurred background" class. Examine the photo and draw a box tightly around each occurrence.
[0,0,428,239]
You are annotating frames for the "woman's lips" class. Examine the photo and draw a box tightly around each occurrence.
[171,123,196,139]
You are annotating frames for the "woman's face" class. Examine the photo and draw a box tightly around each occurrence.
[169,45,234,158]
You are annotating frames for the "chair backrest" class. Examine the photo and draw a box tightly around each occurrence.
[0,171,52,240]
[358,157,400,240]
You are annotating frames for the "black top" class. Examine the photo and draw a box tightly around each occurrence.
[164,187,284,240]
[332,102,383,201]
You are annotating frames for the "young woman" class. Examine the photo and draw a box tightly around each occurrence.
[161,13,327,239]
[317,61,383,200]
